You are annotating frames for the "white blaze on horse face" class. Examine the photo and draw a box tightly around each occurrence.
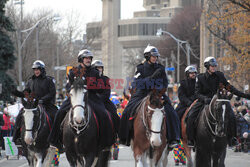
[150,108,164,147]
[71,88,85,124]
[222,104,226,126]
[23,109,34,145]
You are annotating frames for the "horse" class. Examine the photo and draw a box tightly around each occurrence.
[181,99,198,167]
[20,91,52,167]
[62,67,114,167]
[132,88,168,167]
[195,84,233,167]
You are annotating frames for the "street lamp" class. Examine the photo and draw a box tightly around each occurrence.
[17,14,61,90]
[156,28,190,83]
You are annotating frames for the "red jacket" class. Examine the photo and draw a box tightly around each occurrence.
[1,114,11,130]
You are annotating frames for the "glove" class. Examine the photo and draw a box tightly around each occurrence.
[243,93,250,100]
[38,100,43,104]
[204,98,211,105]
[150,68,162,79]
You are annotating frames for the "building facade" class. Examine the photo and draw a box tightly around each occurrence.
[86,0,200,93]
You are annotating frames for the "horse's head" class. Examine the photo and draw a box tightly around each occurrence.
[146,88,166,147]
[211,83,233,137]
[22,91,40,145]
[69,67,88,126]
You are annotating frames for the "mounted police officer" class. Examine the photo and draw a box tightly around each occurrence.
[175,66,197,119]
[12,60,57,144]
[186,57,250,147]
[48,50,114,151]
[119,45,180,147]
[91,60,120,135]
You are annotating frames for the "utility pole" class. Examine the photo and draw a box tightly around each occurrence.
[36,25,39,59]
[17,30,22,90]
[56,45,60,89]
[186,42,190,66]
[177,42,180,83]
[171,51,176,83]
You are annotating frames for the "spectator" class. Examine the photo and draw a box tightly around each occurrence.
[0,108,11,149]
[244,109,250,124]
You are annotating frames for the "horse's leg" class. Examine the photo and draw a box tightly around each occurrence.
[65,151,78,167]
[96,148,111,167]
[34,153,43,167]
[218,149,226,167]
[142,152,149,167]
[183,140,193,167]
[195,148,211,167]
[134,151,145,167]
[43,147,56,167]
[161,146,169,167]
[212,153,220,167]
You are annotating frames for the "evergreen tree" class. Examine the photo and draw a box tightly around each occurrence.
[0,0,16,102]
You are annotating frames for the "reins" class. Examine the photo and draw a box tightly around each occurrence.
[140,98,165,139]
[204,96,230,137]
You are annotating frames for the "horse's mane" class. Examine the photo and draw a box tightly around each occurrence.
[71,67,87,91]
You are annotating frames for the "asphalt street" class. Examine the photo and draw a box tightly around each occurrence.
[0,146,249,167]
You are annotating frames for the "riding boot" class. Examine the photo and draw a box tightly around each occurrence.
[164,103,180,146]
[228,109,237,138]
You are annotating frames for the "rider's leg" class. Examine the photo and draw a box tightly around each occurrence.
[104,101,120,134]
[164,102,180,147]
[48,98,71,148]
[227,108,238,146]
[12,109,24,144]
[186,102,203,146]
[43,104,58,124]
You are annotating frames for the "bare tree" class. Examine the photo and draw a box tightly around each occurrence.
[157,5,201,80]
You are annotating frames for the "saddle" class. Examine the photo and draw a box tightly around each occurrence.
[129,97,147,121]
[38,104,52,131]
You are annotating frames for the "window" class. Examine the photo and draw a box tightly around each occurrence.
[169,13,172,17]
[151,6,156,10]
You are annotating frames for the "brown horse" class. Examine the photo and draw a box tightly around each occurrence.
[181,99,198,167]
[132,88,168,167]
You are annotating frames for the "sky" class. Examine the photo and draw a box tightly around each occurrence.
[12,0,144,23]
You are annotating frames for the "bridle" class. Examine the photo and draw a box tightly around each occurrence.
[141,103,165,139]
[69,87,90,135]
[204,95,230,137]
[23,105,43,143]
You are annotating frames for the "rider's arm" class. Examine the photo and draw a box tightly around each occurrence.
[178,81,192,106]
[11,79,32,97]
[195,75,207,103]
[99,76,111,101]
[40,78,56,103]
[218,71,250,99]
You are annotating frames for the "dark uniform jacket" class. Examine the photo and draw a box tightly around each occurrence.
[196,71,249,103]
[67,65,103,94]
[12,72,57,119]
[125,61,169,117]
[178,79,196,107]
[175,78,196,118]
[13,72,56,106]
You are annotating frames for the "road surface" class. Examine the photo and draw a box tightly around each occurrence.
[0,146,249,167]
